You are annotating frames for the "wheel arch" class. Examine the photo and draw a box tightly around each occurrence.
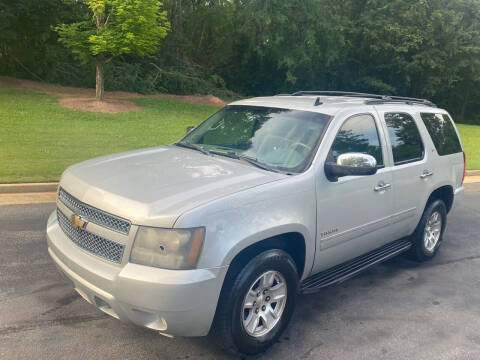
[219,232,307,299]
[426,185,454,213]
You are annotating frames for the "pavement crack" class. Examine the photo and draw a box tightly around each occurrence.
[0,314,107,335]
[300,341,324,359]
[30,283,69,295]
[426,255,480,267]
[41,293,80,316]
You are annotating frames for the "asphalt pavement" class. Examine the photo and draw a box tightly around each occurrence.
[1,184,480,360]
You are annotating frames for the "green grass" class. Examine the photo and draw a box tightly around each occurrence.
[0,89,220,183]
[457,124,480,170]
[0,89,479,183]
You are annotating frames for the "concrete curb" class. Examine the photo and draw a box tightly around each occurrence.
[1,171,480,193]
[0,182,58,194]
[466,170,480,176]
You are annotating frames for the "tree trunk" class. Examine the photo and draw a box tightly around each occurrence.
[96,59,104,101]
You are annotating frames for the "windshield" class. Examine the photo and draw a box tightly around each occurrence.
[180,105,331,173]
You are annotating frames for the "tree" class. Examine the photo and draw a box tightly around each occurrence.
[55,0,169,100]
[4,0,480,122]
[0,0,77,80]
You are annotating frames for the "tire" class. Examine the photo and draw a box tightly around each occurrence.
[408,199,447,262]
[212,249,299,355]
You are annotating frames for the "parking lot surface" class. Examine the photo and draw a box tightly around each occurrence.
[1,184,480,360]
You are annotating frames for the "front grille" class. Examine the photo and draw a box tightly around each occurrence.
[58,187,131,235]
[57,209,125,263]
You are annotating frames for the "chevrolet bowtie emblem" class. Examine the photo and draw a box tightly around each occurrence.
[70,214,87,229]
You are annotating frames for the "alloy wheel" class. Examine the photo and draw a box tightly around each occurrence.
[241,270,287,338]
[424,210,442,252]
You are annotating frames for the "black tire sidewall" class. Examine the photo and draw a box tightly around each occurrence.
[413,199,447,260]
[228,250,298,355]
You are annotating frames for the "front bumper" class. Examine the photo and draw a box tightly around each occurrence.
[46,211,228,337]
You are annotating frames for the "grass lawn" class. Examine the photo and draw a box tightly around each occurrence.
[457,124,480,170]
[0,88,479,183]
[0,89,220,183]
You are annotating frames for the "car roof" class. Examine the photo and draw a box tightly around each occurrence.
[229,94,443,117]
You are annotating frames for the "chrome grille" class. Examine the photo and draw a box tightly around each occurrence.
[57,209,125,263]
[58,187,131,235]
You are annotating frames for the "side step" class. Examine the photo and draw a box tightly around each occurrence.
[300,238,412,294]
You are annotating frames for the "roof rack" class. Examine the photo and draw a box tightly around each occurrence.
[290,91,386,99]
[278,91,436,107]
[364,98,436,107]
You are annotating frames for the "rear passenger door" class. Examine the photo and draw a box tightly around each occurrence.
[377,110,431,238]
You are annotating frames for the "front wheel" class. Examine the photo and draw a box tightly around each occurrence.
[212,249,299,355]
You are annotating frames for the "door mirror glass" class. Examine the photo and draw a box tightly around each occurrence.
[325,152,377,181]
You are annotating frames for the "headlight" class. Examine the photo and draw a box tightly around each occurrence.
[130,226,205,270]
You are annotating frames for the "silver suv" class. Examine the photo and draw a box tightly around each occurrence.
[46,91,465,355]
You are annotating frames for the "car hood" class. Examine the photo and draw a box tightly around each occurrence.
[59,145,285,227]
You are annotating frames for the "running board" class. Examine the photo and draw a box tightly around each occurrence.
[300,239,412,294]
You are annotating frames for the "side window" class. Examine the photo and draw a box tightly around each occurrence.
[385,113,424,165]
[420,113,462,156]
[330,114,383,166]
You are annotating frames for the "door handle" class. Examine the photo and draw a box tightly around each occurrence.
[420,170,434,179]
[374,182,391,192]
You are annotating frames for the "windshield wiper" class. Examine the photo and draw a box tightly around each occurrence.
[237,155,282,173]
[210,149,282,174]
[210,149,239,159]
[175,142,211,156]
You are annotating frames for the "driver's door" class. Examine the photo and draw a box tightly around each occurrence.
[312,113,397,274]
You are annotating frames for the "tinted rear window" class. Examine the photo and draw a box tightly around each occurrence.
[420,113,462,156]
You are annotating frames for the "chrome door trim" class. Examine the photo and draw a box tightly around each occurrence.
[389,207,416,224]
[320,207,417,250]
[321,214,391,250]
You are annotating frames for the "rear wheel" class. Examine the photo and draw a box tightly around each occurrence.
[409,199,447,261]
[212,249,298,355]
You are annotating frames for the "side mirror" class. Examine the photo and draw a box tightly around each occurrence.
[325,152,377,182]
[186,126,195,135]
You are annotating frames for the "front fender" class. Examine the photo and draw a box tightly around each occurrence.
[174,173,317,281]
[221,223,313,278]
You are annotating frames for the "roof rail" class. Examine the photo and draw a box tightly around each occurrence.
[282,90,436,107]
[290,91,386,99]
[365,98,436,107]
